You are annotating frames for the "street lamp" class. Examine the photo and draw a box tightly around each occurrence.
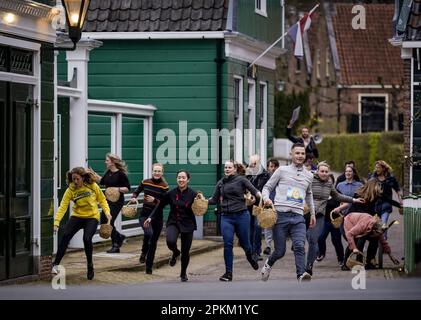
[61,0,90,50]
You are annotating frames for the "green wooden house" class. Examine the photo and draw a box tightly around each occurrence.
[58,0,283,235]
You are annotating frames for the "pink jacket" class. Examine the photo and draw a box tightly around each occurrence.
[344,212,390,253]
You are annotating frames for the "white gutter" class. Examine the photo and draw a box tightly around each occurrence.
[84,31,225,40]
[88,99,156,117]
[403,41,421,48]
[337,84,401,89]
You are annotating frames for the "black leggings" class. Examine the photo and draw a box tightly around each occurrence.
[140,216,164,269]
[54,216,98,266]
[166,225,193,277]
[100,201,124,244]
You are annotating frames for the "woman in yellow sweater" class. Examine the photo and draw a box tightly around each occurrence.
[52,167,111,280]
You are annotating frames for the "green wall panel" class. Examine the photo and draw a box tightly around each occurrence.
[122,116,144,187]
[88,114,112,174]
[236,0,282,45]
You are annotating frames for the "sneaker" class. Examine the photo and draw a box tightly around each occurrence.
[246,254,259,270]
[219,272,233,282]
[263,247,271,255]
[51,264,59,275]
[145,268,152,275]
[180,274,188,282]
[261,259,272,281]
[305,264,313,276]
[338,260,344,267]
[253,253,263,261]
[365,263,377,270]
[316,254,325,262]
[87,264,94,280]
[169,250,180,267]
[298,272,311,282]
[341,264,350,271]
[139,253,146,264]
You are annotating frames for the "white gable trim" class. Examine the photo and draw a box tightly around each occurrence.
[224,33,285,70]
[84,31,225,40]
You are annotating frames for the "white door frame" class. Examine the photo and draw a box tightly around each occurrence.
[0,35,41,258]
[259,81,268,168]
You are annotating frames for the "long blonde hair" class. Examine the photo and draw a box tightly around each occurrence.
[375,160,392,177]
[106,153,128,174]
[356,179,382,203]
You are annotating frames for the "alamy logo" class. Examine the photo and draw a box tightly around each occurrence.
[51,265,66,290]
[351,265,366,290]
[352,5,366,30]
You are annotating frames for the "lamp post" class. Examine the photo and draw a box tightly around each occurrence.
[60,0,90,50]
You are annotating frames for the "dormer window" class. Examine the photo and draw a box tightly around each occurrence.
[255,0,267,17]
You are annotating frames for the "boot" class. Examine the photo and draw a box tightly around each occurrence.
[87,264,94,280]
[107,243,120,253]
[117,234,126,248]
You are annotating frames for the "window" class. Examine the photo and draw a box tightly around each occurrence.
[359,95,388,133]
[255,0,267,17]
[234,76,243,163]
[295,57,301,73]
[326,48,330,79]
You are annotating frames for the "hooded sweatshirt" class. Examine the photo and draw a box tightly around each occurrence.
[208,174,260,214]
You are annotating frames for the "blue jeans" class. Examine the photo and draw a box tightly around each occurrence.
[250,215,262,255]
[221,210,252,273]
[306,215,324,268]
[268,211,307,277]
[317,220,344,263]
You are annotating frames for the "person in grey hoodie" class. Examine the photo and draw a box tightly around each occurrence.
[208,160,262,282]
[260,143,316,282]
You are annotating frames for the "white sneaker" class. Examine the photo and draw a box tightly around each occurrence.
[51,264,59,275]
[298,271,311,282]
[261,259,272,281]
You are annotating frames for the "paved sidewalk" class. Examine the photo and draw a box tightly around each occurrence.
[56,235,223,283]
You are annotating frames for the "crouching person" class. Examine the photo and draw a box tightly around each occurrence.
[343,212,392,270]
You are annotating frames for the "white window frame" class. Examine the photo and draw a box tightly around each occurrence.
[0,35,41,258]
[255,0,267,17]
[247,80,256,161]
[259,82,268,167]
[234,76,244,163]
[358,93,389,134]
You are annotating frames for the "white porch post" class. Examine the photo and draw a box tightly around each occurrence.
[66,38,102,248]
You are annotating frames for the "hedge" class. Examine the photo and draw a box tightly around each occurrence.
[317,132,404,185]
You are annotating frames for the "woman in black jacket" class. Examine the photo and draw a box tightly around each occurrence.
[144,170,197,282]
[208,160,262,282]
[90,153,130,253]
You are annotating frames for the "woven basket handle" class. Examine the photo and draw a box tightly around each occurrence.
[126,198,138,207]
[196,192,204,199]
[330,210,342,221]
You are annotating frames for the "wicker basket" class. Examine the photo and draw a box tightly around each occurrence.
[244,191,256,207]
[257,204,277,228]
[105,187,120,202]
[330,211,344,229]
[192,192,208,216]
[252,198,263,217]
[121,199,138,218]
[99,224,113,239]
[346,251,366,269]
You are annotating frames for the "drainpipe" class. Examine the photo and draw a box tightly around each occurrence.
[215,39,225,236]
[216,39,225,181]
[337,87,341,134]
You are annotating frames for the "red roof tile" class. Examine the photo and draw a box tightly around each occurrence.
[332,4,404,86]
